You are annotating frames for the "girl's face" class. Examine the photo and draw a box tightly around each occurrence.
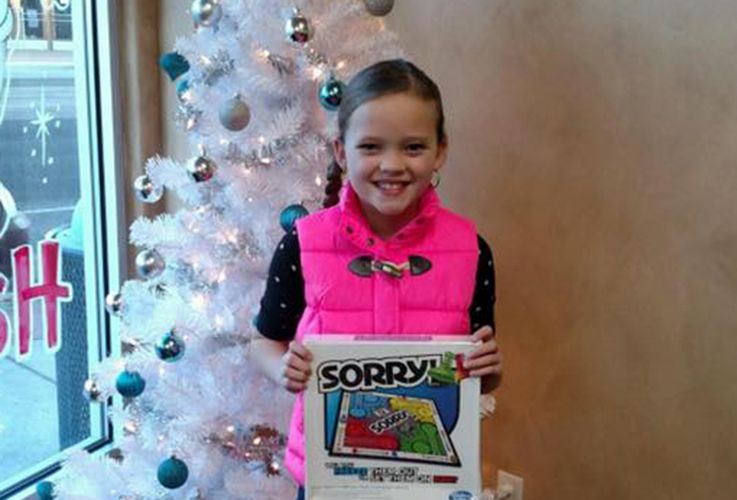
[333,92,447,237]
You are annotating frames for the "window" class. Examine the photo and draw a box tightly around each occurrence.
[0,0,123,497]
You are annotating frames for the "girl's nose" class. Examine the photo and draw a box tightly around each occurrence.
[379,150,404,172]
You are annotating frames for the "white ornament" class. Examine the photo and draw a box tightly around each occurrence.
[219,95,251,131]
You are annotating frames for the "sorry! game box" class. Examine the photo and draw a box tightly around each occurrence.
[304,335,481,500]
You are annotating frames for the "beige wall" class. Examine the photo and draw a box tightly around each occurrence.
[160,1,737,498]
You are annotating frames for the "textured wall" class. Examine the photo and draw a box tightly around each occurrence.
[387,1,737,498]
[161,1,737,498]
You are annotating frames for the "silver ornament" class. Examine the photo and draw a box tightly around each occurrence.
[104,291,124,316]
[364,0,394,17]
[285,9,311,44]
[135,248,166,280]
[219,95,251,131]
[133,174,163,203]
[188,155,218,183]
[191,0,222,28]
[83,378,103,402]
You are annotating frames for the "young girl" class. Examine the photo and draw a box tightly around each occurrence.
[252,59,502,499]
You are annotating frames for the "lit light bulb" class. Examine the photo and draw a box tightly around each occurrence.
[191,292,208,311]
[315,175,323,187]
[311,66,324,80]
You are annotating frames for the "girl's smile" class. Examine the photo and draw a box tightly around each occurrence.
[333,92,447,240]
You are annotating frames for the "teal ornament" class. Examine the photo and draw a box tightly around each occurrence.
[36,481,56,500]
[159,52,190,81]
[280,204,309,232]
[36,481,55,500]
[319,76,345,111]
[155,330,186,362]
[157,456,189,489]
[115,370,146,398]
[176,79,191,100]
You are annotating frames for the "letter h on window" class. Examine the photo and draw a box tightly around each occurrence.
[0,241,73,360]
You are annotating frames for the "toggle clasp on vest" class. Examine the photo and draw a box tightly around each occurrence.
[348,255,432,278]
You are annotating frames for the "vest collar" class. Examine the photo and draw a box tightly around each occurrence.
[337,181,440,253]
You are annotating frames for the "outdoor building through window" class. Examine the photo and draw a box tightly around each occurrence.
[0,1,122,497]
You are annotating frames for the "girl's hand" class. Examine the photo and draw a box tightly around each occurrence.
[280,340,313,393]
[465,325,503,392]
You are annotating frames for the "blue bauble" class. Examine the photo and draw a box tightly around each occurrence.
[159,52,190,81]
[280,204,309,233]
[176,79,190,100]
[319,76,345,111]
[157,456,189,489]
[36,481,55,500]
[155,330,186,362]
[115,370,146,398]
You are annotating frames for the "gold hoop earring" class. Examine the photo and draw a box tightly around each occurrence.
[431,171,441,189]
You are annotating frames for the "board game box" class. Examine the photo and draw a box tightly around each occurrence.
[304,335,481,500]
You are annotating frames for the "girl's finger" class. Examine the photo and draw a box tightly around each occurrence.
[464,353,502,370]
[469,364,503,378]
[289,341,313,361]
[283,366,310,383]
[470,325,494,342]
[282,377,307,393]
[285,353,312,373]
[465,340,498,359]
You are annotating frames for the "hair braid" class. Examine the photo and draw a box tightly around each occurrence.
[322,159,344,208]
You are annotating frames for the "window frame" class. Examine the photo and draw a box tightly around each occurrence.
[1,0,125,497]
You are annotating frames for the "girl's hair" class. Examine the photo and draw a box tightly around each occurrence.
[322,59,446,208]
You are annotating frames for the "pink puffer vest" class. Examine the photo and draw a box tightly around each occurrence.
[284,182,478,485]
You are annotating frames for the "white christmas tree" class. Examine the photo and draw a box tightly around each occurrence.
[53,1,401,498]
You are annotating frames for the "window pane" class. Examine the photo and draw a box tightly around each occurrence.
[0,0,109,493]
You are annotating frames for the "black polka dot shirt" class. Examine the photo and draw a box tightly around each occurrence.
[256,231,496,341]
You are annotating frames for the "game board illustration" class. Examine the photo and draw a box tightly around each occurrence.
[330,391,461,466]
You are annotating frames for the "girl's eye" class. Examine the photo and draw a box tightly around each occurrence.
[357,143,380,152]
[406,143,427,153]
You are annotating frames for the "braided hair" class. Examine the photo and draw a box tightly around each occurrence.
[322,59,446,208]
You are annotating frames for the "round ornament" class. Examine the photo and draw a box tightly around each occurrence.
[188,155,217,183]
[83,378,103,402]
[176,79,191,101]
[135,249,166,280]
[159,52,190,81]
[133,174,163,203]
[279,204,309,233]
[104,291,124,316]
[218,95,251,131]
[157,456,190,489]
[155,330,186,362]
[364,0,395,17]
[285,9,311,44]
[36,480,55,500]
[318,75,345,111]
[191,0,222,28]
[115,370,146,398]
